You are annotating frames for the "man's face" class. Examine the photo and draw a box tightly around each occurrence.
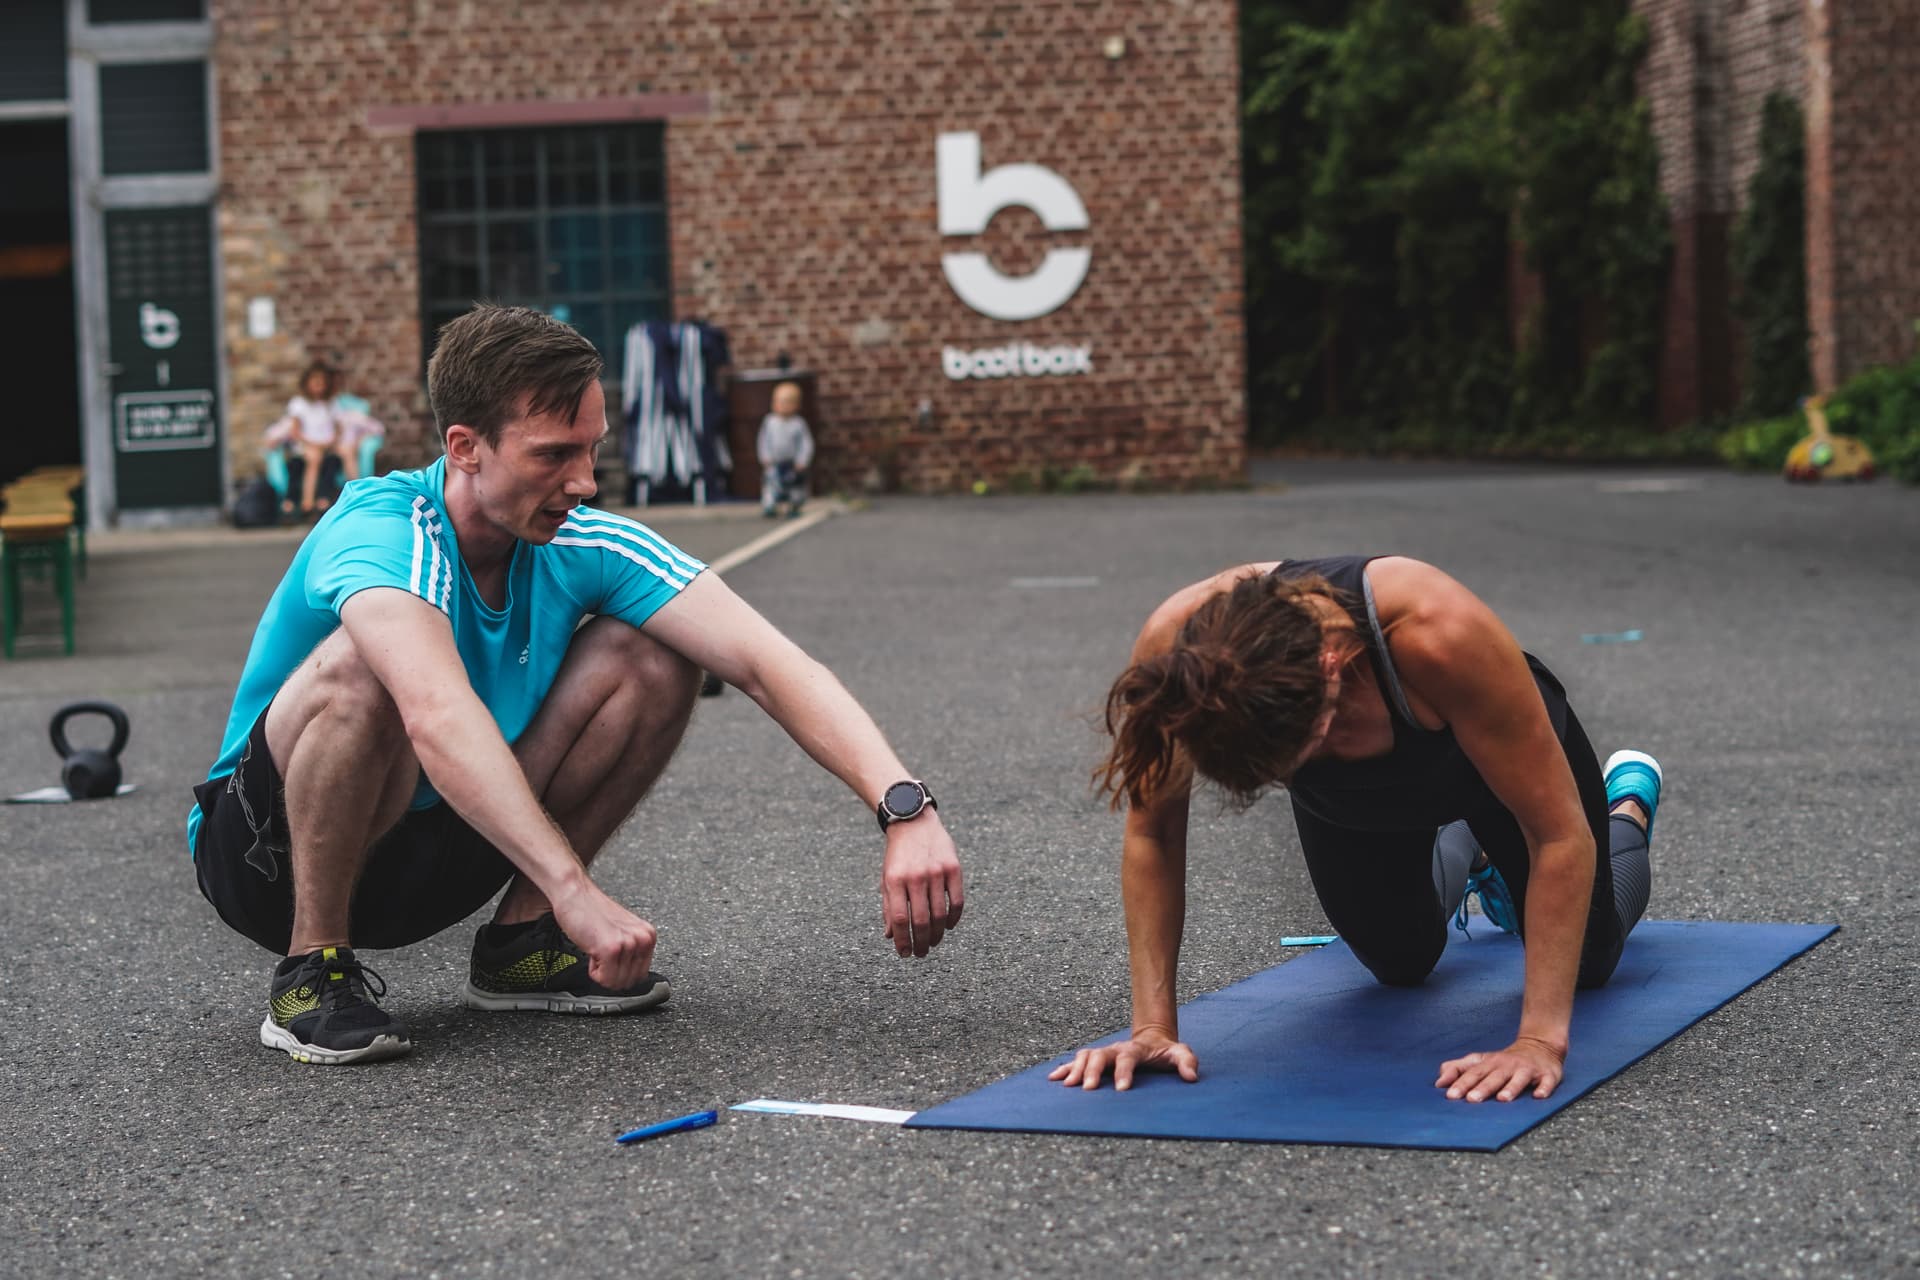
[472,381,607,544]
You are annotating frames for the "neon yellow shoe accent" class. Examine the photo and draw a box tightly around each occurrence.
[271,985,320,1025]
[487,949,580,991]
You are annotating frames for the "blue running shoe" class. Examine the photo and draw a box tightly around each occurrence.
[1604,749,1664,838]
[1454,861,1519,937]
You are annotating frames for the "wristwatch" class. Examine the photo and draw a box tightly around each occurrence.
[876,779,938,833]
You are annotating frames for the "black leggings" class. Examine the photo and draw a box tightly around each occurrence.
[1290,708,1651,989]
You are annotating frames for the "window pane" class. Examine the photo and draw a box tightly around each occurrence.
[100,61,208,175]
[544,130,597,208]
[415,124,667,373]
[421,222,480,299]
[486,219,540,294]
[90,0,203,21]
[0,1,68,101]
[482,131,536,210]
[546,213,604,293]
[609,210,666,289]
[566,302,610,361]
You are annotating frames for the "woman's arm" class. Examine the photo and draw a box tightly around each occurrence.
[1050,571,1279,1090]
[1121,776,1194,1041]
[1371,558,1595,1100]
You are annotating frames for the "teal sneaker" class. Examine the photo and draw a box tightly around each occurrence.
[1604,749,1664,838]
[1455,860,1519,937]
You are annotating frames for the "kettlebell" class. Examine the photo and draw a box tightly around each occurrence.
[50,701,130,800]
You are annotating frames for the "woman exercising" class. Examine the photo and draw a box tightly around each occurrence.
[1051,555,1662,1103]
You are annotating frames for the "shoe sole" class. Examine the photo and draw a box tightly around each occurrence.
[459,979,671,1015]
[259,1016,412,1065]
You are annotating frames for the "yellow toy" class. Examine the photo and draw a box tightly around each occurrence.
[1784,394,1877,482]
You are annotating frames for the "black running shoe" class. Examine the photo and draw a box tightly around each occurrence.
[462,913,671,1014]
[260,946,412,1065]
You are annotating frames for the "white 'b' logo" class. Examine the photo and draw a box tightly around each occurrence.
[937,132,1090,322]
[140,302,181,350]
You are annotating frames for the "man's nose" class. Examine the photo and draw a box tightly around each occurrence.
[564,457,597,499]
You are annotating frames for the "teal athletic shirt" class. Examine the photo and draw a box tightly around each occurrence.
[186,457,706,856]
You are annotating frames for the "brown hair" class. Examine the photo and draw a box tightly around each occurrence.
[427,304,604,447]
[297,360,336,398]
[1094,572,1364,811]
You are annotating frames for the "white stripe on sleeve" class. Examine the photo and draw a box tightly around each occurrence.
[562,511,704,578]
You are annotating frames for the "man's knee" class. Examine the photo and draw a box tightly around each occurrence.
[572,617,701,706]
[271,629,405,752]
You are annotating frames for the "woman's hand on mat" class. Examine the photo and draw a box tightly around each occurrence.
[1435,1036,1566,1102]
[1047,1029,1200,1091]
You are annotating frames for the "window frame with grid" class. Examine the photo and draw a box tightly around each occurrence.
[415,123,670,369]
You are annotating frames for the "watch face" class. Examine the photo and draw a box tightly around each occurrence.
[883,781,924,818]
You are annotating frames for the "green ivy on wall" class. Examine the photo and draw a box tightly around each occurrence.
[1731,93,1811,420]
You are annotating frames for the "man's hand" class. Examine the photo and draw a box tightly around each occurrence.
[1436,1035,1566,1102]
[549,878,658,991]
[1048,1027,1200,1091]
[880,813,963,957]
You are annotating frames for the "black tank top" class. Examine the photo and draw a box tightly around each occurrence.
[1274,556,1567,832]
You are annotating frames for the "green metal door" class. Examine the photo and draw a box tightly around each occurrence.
[105,205,221,508]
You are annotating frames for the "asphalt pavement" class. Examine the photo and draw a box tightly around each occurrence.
[1,465,1915,1278]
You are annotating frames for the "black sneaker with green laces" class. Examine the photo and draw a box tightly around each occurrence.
[462,913,671,1015]
[260,946,412,1065]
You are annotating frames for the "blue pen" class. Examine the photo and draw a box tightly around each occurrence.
[615,1109,718,1145]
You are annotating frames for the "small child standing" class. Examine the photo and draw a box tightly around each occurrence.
[756,381,815,518]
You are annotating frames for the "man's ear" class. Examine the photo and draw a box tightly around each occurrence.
[445,425,481,474]
[1318,643,1346,680]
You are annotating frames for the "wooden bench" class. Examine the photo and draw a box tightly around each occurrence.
[1,472,84,657]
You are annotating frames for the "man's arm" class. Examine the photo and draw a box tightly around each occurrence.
[338,588,658,987]
[639,572,963,956]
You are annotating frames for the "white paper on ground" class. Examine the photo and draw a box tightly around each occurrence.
[731,1099,916,1125]
[6,783,139,804]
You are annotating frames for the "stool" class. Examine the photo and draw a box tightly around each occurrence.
[1,514,77,657]
[6,474,86,579]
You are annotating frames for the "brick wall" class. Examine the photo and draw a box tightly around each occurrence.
[1805,0,1919,389]
[210,1,1246,493]
[1635,0,1803,424]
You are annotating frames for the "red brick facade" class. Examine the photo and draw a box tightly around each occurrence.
[1636,0,1806,424]
[211,1,1246,493]
[1804,0,1920,389]
[1636,0,1915,417]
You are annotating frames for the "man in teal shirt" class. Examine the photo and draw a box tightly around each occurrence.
[191,305,964,1064]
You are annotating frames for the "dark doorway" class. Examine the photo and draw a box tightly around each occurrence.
[0,120,82,488]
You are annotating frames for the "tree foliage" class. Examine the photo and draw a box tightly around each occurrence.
[1240,0,1675,445]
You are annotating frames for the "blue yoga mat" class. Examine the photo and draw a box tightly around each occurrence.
[908,921,1835,1151]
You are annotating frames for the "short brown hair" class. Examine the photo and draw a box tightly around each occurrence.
[427,304,604,447]
[1094,572,1364,811]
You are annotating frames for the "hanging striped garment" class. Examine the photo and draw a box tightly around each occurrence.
[623,321,730,490]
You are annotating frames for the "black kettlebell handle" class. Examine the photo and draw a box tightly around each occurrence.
[51,701,131,761]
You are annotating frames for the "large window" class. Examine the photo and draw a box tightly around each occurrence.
[417,124,669,365]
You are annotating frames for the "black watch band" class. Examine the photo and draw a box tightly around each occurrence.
[876,779,938,833]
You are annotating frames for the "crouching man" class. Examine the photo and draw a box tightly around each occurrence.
[188,304,963,1064]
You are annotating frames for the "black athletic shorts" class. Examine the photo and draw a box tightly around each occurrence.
[191,704,516,954]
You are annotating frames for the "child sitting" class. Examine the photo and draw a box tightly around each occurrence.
[263,362,384,517]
